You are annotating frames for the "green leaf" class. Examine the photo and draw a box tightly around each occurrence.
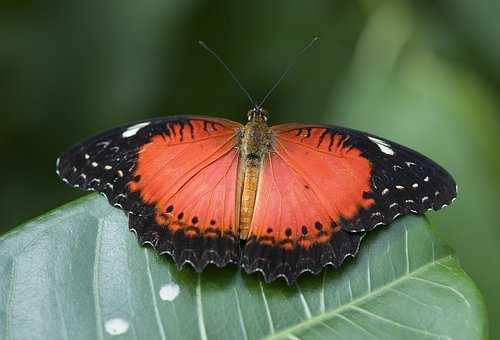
[0,194,487,340]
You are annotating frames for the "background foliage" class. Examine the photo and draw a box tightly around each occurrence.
[1,0,499,337]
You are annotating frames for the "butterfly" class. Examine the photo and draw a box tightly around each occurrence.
[56,39,456,284]
[56,107,456,284]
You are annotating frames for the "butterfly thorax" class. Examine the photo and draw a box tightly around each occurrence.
[237,110,274,239]
[241,114,272,163]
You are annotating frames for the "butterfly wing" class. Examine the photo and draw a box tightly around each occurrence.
[242,123,456,283]
[57,116,243,270]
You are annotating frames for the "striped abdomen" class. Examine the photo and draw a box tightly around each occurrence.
[239,164,260,239]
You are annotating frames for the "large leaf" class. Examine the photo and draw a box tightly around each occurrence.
[0,194,487,340]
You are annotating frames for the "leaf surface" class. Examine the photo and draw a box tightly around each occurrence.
[0,194,487,340]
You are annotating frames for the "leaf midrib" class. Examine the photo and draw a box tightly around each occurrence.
[263,254,455,340]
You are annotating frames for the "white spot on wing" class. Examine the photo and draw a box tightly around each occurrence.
[159,282,180,301]
[122,122,151,138]
[368,136,394,155]
[105,318,129,335]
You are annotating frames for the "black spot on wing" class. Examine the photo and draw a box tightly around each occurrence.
[241,231,363,285]
[129,213,240,271]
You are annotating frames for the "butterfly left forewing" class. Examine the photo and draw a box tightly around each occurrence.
[57,116,244,270]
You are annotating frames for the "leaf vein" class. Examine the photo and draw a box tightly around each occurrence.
[351,306,451,339]
[404,226,410,273]
[319,270,326,313]
[296,283,312,319]
[410,276,471,308]
[336,313,376,338]
[93,223,104,340]
[260,281,275,335]
[196,274,208,340]
[233,288,248,340]
[5,257,16,340]
[263,255,456,340]
[144,249,167,340]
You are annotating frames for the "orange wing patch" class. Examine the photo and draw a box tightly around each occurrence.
[242,125,374,282]
[129,119,241,237]
[276,125,375,219]
[248,152,340,249]
[249,126,374,246]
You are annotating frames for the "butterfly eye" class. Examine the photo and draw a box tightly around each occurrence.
[247,107,269,122]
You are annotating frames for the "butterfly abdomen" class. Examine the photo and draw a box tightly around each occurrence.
[239,165,260,239]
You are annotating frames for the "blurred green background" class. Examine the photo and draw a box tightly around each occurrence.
[1,0,499,336]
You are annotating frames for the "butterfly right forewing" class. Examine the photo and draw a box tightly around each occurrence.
[271,123,457,232]
[241,123,456,283]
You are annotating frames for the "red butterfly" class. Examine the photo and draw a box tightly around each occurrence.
[56,41,456,284]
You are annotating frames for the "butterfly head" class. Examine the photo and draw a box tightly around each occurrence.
[247,107,268,122]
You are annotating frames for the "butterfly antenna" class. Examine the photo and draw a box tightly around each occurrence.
[198,41,257,109]
[259,37,319,108]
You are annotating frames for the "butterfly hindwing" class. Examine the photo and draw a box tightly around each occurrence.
[57,116,243,270]
[242,123,456,283]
